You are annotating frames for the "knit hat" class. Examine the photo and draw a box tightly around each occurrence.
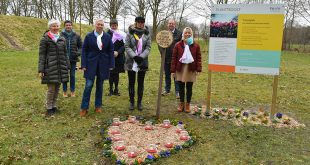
[135,16,145,23]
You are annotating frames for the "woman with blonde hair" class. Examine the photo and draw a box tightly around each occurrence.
[171,27,202,113]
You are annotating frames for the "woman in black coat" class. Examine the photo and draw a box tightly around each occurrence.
[38,19,70,116]
[107,19,126,96]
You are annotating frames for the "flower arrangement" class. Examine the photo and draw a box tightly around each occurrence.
[99,116,197,165]
[189,104,305,128]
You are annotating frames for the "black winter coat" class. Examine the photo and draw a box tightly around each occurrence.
[107,29,125,73]
[60,31,83,62]
[38,32,70,84]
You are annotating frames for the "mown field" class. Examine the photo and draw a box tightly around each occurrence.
[0,41,309,165]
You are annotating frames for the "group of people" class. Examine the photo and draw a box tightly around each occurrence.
[38,16,202,117]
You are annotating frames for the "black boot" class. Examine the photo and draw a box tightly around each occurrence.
[129,88,135,110]
[137,102,143,111]
[114,88,120,96]
[52,107,59,113]
[129,102,134,111]
[108,88,113,96]
[45,109,55,117]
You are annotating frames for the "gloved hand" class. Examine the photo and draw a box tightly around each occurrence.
[133,56,143,64]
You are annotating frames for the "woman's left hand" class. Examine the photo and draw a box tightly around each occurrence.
[196,72,200,75]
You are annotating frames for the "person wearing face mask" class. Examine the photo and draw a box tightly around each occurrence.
[80,18,115,117]
[38,19,70,117]
[60,20,83,98]
[107,19,126,96]
[124,16,151,111]
[170,27,202,113]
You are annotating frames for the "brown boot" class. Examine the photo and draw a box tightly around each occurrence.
[177,102,184,112]
[185,103,191,113]
[80,109,88,117]
[95,107,102,113]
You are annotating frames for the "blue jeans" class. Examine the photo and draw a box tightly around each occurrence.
[63,61,76,92]
[80,77,104,110]
[164,62,179,93]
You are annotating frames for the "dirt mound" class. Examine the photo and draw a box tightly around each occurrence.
[0,32,23,50]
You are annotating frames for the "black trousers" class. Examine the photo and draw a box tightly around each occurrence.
[178,81,193,103]
[128,70,146,104]
[109,72,119,92]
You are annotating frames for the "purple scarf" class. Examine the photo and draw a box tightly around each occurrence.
[111,30,123,43]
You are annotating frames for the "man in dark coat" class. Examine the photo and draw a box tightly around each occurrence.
[80,18,115,116]
[107,19,126,96]
[60,20,82,98]
[159,19,182,98]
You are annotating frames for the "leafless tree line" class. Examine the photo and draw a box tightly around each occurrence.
[0,0,309,48]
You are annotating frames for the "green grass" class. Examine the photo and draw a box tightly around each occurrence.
[0,42,309,165]
[0,15,93,51]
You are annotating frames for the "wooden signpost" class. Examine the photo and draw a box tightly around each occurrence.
[155,30,173,119]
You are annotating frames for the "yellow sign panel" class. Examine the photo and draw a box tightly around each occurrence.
[237,14,284,51]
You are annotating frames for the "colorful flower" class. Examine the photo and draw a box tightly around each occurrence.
[276,113,283,119]
[146,154,154,160]
[242,111,249,117]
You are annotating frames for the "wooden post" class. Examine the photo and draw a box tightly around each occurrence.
[156,49,166,119]
[270,75,279,118]
[206,70,212,111]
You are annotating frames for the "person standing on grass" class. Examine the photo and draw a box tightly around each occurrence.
[124,16,151,111]
[80,18,115,117]
[107,19,126,96]
[171,27,202,113]
[158,19,182,98]
[38,19,70,116]
[61,20,83,98]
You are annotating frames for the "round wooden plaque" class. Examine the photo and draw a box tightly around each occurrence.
[156,30,173,48]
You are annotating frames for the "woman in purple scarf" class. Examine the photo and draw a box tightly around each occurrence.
[107,19,126,96]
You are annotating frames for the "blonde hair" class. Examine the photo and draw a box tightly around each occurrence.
[182,27,193,40]
[48,19,61,28]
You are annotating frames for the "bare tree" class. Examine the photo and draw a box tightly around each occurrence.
[82,0,96,24]
[10,0,22,16]
[125,0,149,17]
[0,0,10,14]
[148,0,176,37]
[297,0,310,24]
[177,0,194,27]
[97,0,124,19]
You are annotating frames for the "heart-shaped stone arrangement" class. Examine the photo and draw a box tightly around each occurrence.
[106,116,191,164]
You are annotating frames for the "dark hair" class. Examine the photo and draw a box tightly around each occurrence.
[64,20,72,26]
[135,16,145,23]
[110,19,118,25]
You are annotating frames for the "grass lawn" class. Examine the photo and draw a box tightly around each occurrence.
[0,42,309,164]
